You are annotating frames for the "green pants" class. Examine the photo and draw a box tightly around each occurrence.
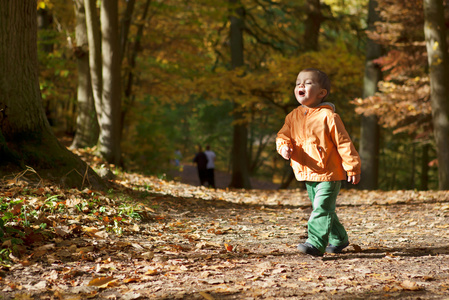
[305,181,348,253]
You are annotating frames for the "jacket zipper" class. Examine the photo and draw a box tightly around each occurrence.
[303,108,308,139]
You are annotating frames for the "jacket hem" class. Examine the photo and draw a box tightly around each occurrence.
[294,174,345,182]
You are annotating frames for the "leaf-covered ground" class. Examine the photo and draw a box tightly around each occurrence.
[0,159,449,299]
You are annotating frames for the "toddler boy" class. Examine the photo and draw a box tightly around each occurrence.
[276,68,361,256]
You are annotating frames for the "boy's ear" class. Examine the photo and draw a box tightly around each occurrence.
[319,89,328,98]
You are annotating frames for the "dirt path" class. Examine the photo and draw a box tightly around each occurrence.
[169,163,280,190]
[1,175,449,299]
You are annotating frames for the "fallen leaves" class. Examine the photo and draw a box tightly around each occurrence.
[0,172,449,299]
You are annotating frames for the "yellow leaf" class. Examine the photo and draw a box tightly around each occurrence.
[145,269,159,276]
[37,2,46,9]
[199,291,215,300]
[88,276,118,288]
[433,41,439,51]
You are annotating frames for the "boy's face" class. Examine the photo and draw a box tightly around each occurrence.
[294,71,328,108]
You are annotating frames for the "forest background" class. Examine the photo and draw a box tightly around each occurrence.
[32,0,449,191]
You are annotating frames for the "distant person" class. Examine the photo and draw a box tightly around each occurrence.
[276,68,361,257]
[193,146,208,186]
[204,145,216,188]
[174,149,182,167]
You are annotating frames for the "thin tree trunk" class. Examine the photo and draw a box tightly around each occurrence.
[228,0,251,189]
[359,0,381,190]
[84,0,102,123]
[71,0,99,149]
[410,143,416,189]
[120,0,136,62]
[420,143,429,190]
[122,0,151,133]
[0,1,105,190]
[99,0,122,165]
[424,0,449,190]
[279,170,295,189]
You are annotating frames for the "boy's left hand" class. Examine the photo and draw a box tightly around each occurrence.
[347,174,361,185]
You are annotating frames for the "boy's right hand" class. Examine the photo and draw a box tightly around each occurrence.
[280,145,292,160]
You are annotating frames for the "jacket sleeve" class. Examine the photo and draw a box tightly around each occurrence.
[330,114,361,176]
[276,113,294,154]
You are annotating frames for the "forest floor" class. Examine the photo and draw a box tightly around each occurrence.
[0,155,449,299]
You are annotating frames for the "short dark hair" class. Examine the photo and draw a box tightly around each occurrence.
[301,68,331,100]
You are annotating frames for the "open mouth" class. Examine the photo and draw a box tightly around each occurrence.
[299,90,305,96]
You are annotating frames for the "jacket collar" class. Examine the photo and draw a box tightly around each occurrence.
[300,102,336,112]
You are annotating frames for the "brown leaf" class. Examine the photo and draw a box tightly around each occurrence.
[54,226,70,237]
[352,244,362,252]
[144,269,159,276]
[224,243,233,252]
[401,280,421,291]
[123,277,141,283]
[11,203,23,215]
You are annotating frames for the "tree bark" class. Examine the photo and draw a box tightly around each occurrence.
[120,0,136,62]
[71,0,99,149]
[0,1,105,190]
[84,0,102,126]
[420,143,430,190]
[359,0,381,190]
[99,0,122,165]
[228,0,251,189]
[122,0,151,134]
[424,0,449,190]
[303,0,322,51]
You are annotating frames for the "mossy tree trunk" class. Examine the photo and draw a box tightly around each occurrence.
[0,1,105,190]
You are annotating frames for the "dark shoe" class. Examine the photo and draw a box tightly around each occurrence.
[326,241,349,254]
[297,242,323,257]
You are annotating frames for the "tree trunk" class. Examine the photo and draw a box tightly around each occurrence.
[424,0,449,190]
[0,1,105,190]
[84,0,102,126]
[120,0,136,62]
[420,143,430,190]
[359,0,381,190]
[99,0,122,165]
[71,0,99,149]
[279,170,295,189]
[303,0,322,51]
[122,0,151,135]
[228,0,251,189]
[409,143,416,189]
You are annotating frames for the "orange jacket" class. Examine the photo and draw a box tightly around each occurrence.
[276,103,361,182]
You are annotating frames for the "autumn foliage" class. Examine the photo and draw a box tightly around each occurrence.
[353,0,432,137]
